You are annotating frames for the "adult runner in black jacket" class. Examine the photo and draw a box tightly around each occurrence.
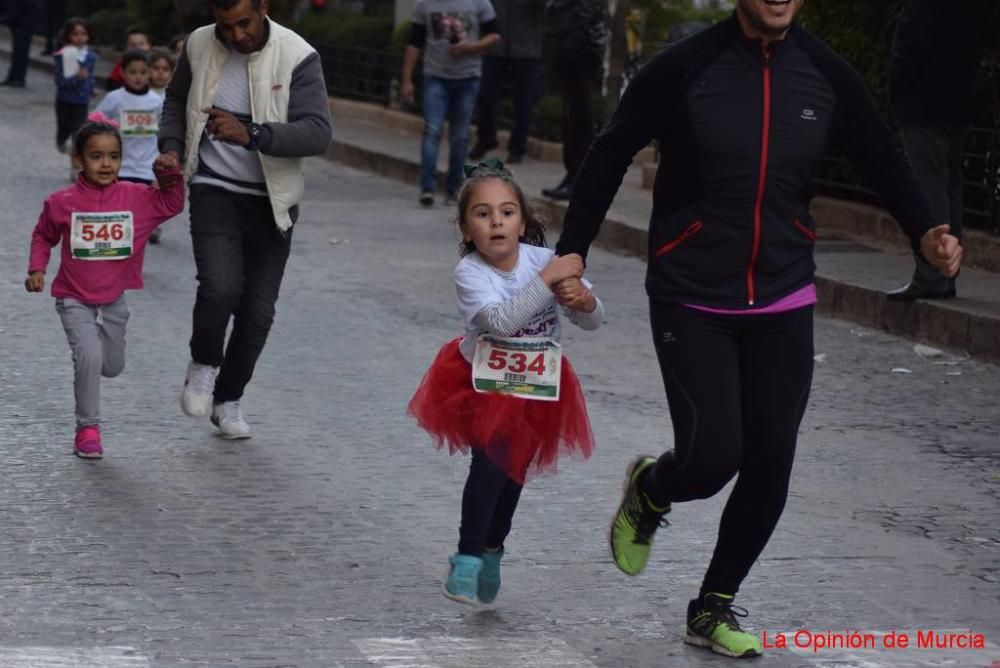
[556,1,963,659]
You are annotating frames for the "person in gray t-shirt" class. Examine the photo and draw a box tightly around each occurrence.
[401,0,499,205]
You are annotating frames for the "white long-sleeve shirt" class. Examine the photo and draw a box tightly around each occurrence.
[95,87,163,182]
[455,243,604,363]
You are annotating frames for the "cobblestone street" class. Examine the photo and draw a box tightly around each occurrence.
[1,73,999,667]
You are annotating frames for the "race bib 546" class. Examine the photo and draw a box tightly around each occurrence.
[70,211,134,260]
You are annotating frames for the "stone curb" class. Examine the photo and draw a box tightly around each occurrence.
[810,196,1000,273]
[327,134,1000,365]
[329,97,656,165]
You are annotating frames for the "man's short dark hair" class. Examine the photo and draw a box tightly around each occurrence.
[207,0,262,9]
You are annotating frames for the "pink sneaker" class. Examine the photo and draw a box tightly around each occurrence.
[74,425,103,459]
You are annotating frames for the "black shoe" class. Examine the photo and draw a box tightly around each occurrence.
[886,283,956,302]
[542,181,574,200]
[0,79,26,88]
[469,141,498,161]
[506,151,525,165]
[419,191,434,207]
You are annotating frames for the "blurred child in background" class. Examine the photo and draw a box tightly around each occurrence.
[106,26,151,92]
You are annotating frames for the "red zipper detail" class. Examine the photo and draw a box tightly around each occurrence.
[747,46,772,306]
[794,218,816,241]
[654,220,703,257]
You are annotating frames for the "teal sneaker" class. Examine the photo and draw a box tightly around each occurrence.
[609,455,670,575]
[478,549,503,603]
[442,553,482,605]
[685,593,763,658]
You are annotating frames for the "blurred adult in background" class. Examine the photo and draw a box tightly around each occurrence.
[0,0,38,88]
[469,0,545,165]
[42,0,67,54]
[886,0,991,302]
[540,0,606,201]
[400,0,500,207]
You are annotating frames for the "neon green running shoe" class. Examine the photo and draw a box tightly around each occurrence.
[685,593,763,658]
[609,455,670,576]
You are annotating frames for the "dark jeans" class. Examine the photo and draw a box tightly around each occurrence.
[553,61,598,178]
[188,184,294,403]
[56,101,89,147]
[900,125,969,290]
[458,449,524,556]
[476,56,539,156]
[4,9,36,84]
[641,301,814,596]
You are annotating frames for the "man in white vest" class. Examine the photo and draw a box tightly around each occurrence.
[156,0,331,439]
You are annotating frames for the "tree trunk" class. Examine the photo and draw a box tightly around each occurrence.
[603,0,630,123]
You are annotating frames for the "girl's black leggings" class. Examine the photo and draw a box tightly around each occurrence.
[56,101,89,147]
[458,449,523,555]
[641,300,814,597]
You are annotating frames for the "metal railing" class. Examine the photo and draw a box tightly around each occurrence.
[813,126,999,235]
[316,43,402,107]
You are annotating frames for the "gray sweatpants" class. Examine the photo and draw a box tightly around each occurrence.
[55,296,129,428]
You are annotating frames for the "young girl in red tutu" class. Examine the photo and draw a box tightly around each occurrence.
[407,161,604,605]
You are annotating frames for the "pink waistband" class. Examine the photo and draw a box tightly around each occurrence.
[685,284,817,316]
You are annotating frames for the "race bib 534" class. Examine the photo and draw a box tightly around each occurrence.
[472,335,562,401]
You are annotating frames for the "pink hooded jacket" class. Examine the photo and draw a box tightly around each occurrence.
[28,173,184,304]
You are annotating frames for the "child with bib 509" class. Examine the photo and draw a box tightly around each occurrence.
[25,120,183,459]
[408,161,604,605]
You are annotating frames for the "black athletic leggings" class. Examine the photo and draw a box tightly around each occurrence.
[641,300,814,596]
[458,449,523,555]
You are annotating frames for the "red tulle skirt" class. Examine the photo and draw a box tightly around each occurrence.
[407,338,594,484]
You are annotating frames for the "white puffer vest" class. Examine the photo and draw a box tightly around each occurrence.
[183,20,315,231]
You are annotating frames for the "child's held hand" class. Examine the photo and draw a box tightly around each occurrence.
[153,152,182,187]
[25,272,44,293]
[77,67,89,79]
[555,277,597,313]
[540,253,583,287]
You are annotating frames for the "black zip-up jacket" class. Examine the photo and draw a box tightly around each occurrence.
[556,15,936,309]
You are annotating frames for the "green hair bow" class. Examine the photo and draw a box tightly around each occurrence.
[463,157,508,179]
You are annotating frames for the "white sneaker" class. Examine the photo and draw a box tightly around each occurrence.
[181,361,218,417]
[211,401,251,440]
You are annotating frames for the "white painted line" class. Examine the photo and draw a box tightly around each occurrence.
[0,646,149,667]
[353,638,436,668]
[354,637,597,667]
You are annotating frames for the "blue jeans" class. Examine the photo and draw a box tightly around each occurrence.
[420,75,481,196]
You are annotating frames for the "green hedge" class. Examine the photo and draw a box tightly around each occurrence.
[293,11,394,50]
[798,1,907,112]
[633,0,731,55]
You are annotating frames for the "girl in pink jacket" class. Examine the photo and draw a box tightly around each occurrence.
[26,120,184,459]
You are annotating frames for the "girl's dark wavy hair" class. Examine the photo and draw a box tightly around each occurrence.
[73,121,122,157]
[455,165,547,257]
[59,17,91,47]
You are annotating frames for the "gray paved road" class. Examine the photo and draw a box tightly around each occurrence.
[1,71,999,667]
